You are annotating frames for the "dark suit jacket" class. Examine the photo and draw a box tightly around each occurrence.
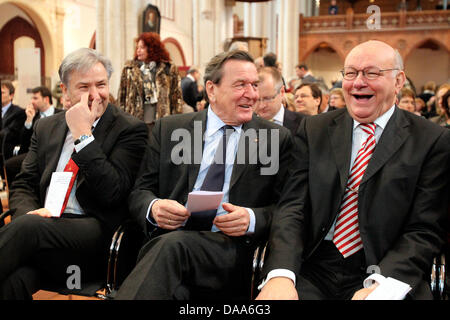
[128,110,294,246]
[181,77,200,111]
[283,108,305,135]
[19,108,63,154]
[264,107,450,299]
[9,104,148,232]
[1,104,26,159]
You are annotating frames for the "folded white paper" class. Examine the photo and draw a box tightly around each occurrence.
[44,172,73,217]
[186,191,224,213]
[364,274,412,300]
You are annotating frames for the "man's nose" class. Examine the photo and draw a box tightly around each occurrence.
[88,87,100,101]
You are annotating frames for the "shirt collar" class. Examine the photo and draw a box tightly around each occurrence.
[206,107,242,138]
[40,105,55,118]
[353,104,395,131]
[2,102,12,113]
[272,105,285,124]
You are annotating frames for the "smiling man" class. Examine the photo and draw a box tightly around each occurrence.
[116,50,294,300]
[0,48,148,299]
[256,40,450,300]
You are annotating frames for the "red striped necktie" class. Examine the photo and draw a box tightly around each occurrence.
[333,122,376,258]
[60,156,79,216]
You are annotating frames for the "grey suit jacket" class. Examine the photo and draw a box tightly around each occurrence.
[264,107,450,299]
[128,109,294,246]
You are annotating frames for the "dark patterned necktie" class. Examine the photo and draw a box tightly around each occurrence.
[185,125,234,231]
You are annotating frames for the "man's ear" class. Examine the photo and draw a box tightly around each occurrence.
[205,80,215,103]
[395,71,406,93]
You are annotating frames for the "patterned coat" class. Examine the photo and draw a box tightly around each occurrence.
[117,60,183,121]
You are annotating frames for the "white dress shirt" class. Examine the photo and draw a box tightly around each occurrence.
[46,118,99,216]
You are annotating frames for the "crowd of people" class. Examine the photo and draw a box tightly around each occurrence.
[0,33,448,301]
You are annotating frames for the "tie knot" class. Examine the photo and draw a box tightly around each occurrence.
[360,123,376,135]
[221,125,235,135]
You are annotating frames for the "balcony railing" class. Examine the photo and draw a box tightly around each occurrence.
[300,10,450,34]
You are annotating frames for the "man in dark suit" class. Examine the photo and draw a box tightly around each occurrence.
[181,68,202,112]
[0,48,148,299]
[254,67,304,135]
[256,40,450,300]
[1,81,26,160]
[295,64,316,85]
[116,50,294,300]
[4,86,63,184]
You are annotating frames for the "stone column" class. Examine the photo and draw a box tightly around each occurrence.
[96,0,142,98]
[277,0,300,81]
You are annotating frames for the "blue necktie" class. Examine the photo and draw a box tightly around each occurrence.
[185,125,234,231]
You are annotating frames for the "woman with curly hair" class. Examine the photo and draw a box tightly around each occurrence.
[118,32,183,132]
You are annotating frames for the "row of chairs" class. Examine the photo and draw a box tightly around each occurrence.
[0,201,448,300]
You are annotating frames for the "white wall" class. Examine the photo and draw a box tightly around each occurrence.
[63,0,96,56]
[306,49,343,89]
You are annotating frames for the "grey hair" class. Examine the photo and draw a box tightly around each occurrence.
[58,48,114,86]
[393,49,404,74]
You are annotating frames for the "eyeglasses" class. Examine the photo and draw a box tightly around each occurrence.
[341,67,399,80]
[258,92,280,103]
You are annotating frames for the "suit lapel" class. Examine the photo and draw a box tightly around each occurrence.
[328,111,354,191]
[42,113,69,192]
[361,108,409,185]
[187,110,207,192]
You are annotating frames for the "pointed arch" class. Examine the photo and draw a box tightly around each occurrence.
[0,16,45,78]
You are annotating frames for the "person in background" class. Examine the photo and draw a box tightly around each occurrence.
[397,87,421,116]
[328,0,338,15]
[328,88,346,110]
[294,83,322,116]
[117,32,183,133]
[429,83,450,127]
[441,89,450,129]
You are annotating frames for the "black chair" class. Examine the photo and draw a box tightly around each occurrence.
[431,246,448,300]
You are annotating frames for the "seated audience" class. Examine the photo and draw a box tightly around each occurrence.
[0,48,148,300]
[4,86,62,184]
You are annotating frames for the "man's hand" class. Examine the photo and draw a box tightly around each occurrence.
[256,277,299,300]
[25,103,36,124]
[65,92,99,139]
[151,199,190,230]
[351,283,379,300]
[214,203,250,237]
[26,208,53,218]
